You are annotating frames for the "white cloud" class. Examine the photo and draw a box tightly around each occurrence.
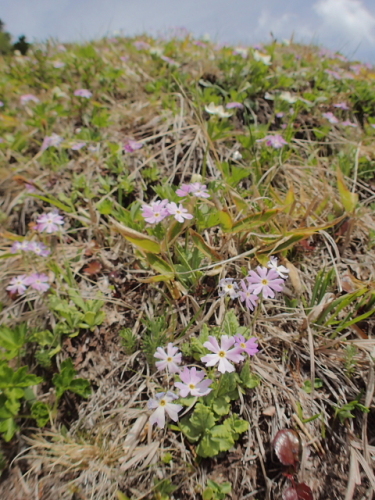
[314,0,375,43]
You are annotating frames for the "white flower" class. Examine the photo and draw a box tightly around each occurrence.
[201,335,244,374]
[232,151,242,161]
[204,102,233,119]
[148,392,183,429]
[253,50,271,65]
[267,256,289,279]
[279,91,298,104]
[154,343,182,374]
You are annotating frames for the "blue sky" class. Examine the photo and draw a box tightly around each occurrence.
[2,0,375,62]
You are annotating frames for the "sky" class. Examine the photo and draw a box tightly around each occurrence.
[1,0,375,63]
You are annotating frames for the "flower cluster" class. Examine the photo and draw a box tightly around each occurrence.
[6,273,50,295]
[11,240,51,257]
[256,134,288,149]
[148,333,258,428]
[141,199,193,224]
[74,89,92,98]
[322,111,357,127]
[219,256,289,311]
[176,182,210,199]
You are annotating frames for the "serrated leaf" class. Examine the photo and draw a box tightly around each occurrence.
[110,217,161,254]
[336,167,358,213]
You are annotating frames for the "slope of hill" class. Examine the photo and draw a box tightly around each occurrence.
[0,34,375,500]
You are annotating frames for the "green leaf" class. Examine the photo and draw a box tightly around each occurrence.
[31,194,74,213]
[31,401,51,427]
[240,362,260,389]
[218,210,233,231]
[110,217,161,254]
[0,323,27,360]
[222,310,239,336]
[189,229,222,261]
[336,167,358,213]
[230,208,279,233]
[144,253,175,278]
[180,403,216,442]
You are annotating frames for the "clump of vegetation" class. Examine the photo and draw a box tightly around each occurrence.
[0,31,374,500]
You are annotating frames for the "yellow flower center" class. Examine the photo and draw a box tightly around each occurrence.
[160,399,166,407]
[218,351,226,358]
[189,383,195,389]
[167,357,173,362]
[240,343,246,349]
[261,279,269,285]
[227,284,233,289]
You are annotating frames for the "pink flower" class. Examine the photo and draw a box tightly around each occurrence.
[166,202,193,223]
[226,102,244,109]
[25,273,50,292]
[71,142,86,150]
[53,61,65,69]
[148,391,182,429]
[160,55,179,66]
[40,133,63,152]
[6,275,29,295]
[10,240,31,253]
[341,120,357,128]
[74,89,92,98]
[120,55,129,62]
[238,279,259,311]
[218,278,239,299]
[322,112,339,124]
[174,367,212,397]
[267,256,289,279]
[234,334,259,356]
[36,211,64,233]
[276,112,285,118]
[247,266,285,299]
[141,199,169,224]
[325,69,342,80]
[27,241,51,257]
[333,102,349,110]
[124,140,143,153]
[190,182,210,198]
[20,94,39,105]
[133,41,150,50]
[201,335,244,374]
[25,183,37,193]
[154,343,182,374]
[176,184,192,197]
[257,134,288,149]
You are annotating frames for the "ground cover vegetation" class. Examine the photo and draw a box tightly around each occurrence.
[0,29,375,500]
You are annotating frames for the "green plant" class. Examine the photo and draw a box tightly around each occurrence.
[203,479,231,500]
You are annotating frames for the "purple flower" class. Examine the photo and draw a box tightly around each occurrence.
[218,278,239,299]
[120,55,129,62]
[6,275,29,295]
[36,211,64,233]
[160,55,179,66]
[234,334,259,356]
[124,140,143,153]
[247,266,285,299]
[174,367,212,397]
[257,134,288,149]
[226,102,244,109]
[148,391,183,429]
[154,343,182,374]
[276,112,285,118]
[201,335,244,374]
[325,69,342,80]
[141,199,169,224]
[166,202,193,223]
[27,241,51,257]
[74,89,92,98]
[10,240,31,253]
[20,94,39,105]
[25,273,50,292]
[322,112,339,124]
[238,279,259,311]
[133,40,150,50]
[25,183,37,193]
[40,133,63,152]
[176,182,210,198]
[341,120,357,128]
[267,256,289,279]
[176,184,192,197]
[333,102,349,110]
[71,142,86,150]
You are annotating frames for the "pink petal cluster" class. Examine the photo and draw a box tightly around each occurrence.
[154,343,182,374]
[133,40,150,50]
[322,112,339,124]
[74,89,92,98]
[124,140,143,153]
[333,102,349,110]
[257,134,288,149]
[36,211,64,233]
[11,240,50,257]
[20,94,39,105]
[166,202,193,223]
[247,266,284,299]
[238,280,259,311]
[201,335,244,373]
[71,142,86,150]
[234,334,259,356]
[341,120,357,128]
[40,133,63,152]
[176,182,210,198]
[148,392,182,429]
[160,55,179,66]
[141,199,169,224]
[174,367,212,397]
[226,102,244,109]
[218,278,239,299]
[6,273,50,295]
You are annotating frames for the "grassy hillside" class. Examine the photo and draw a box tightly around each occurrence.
[0,33,375,500]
